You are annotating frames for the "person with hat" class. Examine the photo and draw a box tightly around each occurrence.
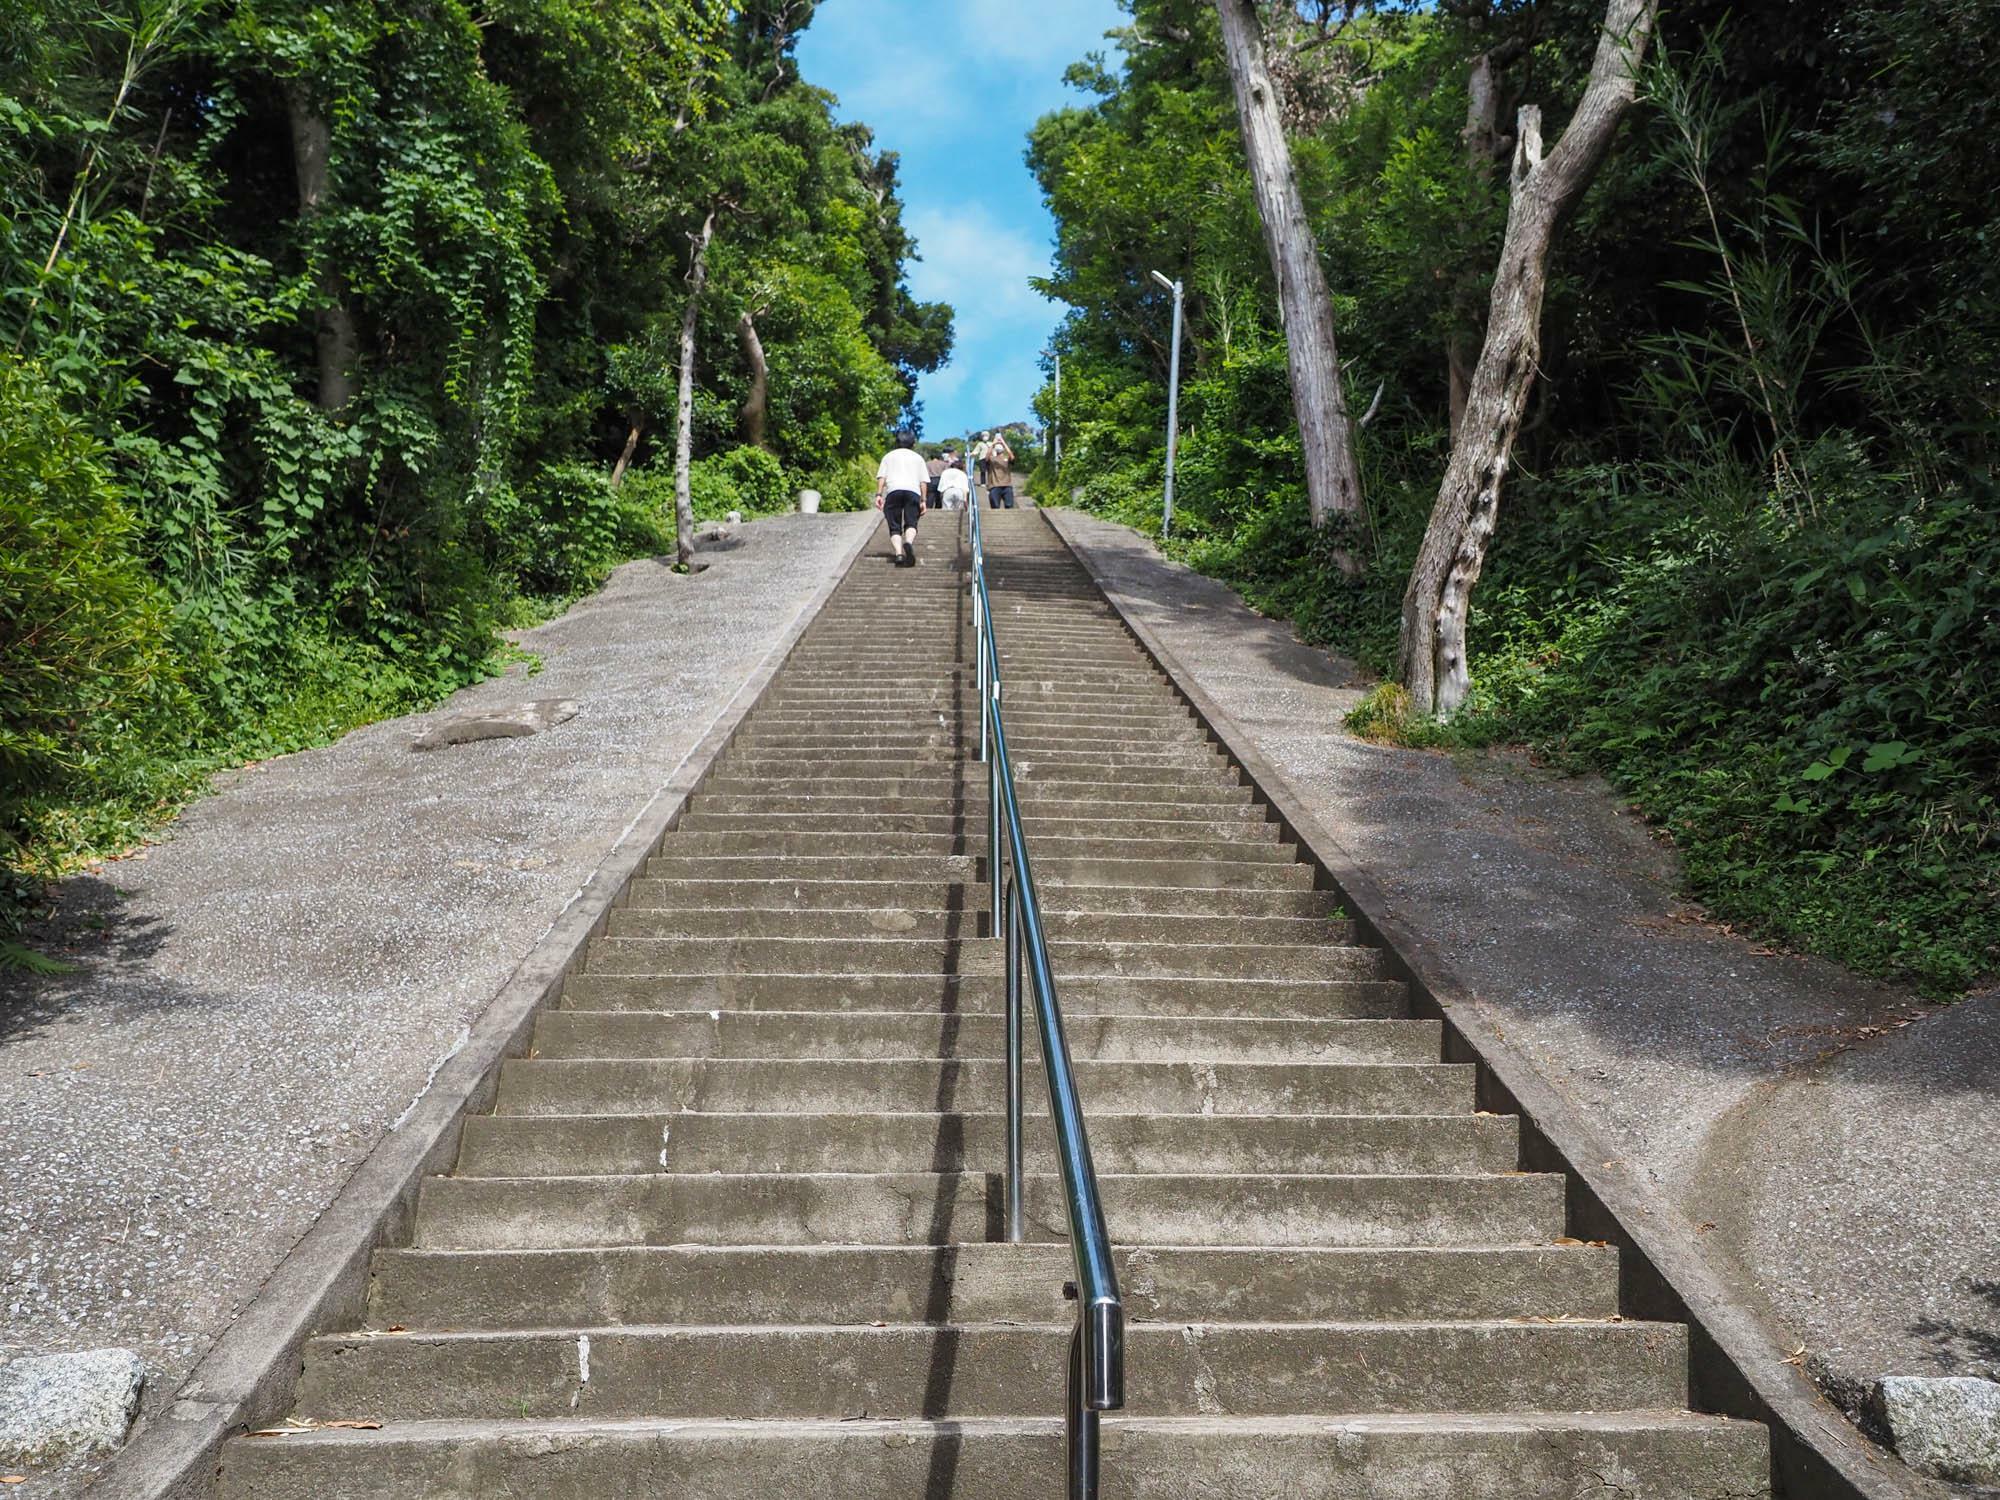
[983,430,1017,508]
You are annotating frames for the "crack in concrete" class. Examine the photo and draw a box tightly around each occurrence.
[1123,1248,1164,1319]
[1188,1060,1221,1118]
[1179,1324,1227,1415]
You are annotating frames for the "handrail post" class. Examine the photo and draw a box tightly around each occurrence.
[973,537,987,764]
[1005,878,1024,1245]
[1066,1294,1101,1500]
[987,708,1001,925]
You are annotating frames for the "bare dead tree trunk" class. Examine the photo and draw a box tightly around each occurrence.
[285,84,360,411]
[1214,0,1367,542]
[1448,48,1503,441]
[609,415,643,488]
[1399,0,1658,718]
[736,310,770,449]
[674,209,718,568]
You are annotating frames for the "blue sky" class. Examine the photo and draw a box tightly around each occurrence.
[795,0,1128,439]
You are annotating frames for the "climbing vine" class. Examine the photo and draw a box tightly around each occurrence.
[0,0,952,943]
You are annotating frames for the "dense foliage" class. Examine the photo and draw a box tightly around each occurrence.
[0,0,948,940]
[1034,0,1997,993]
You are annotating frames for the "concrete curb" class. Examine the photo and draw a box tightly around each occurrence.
[88,515,877,1500]
[1041,506,1937,1500]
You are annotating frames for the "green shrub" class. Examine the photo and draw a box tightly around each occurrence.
[674,446,800,523]
[685,460,740,521]
[0,358,179,917]
[1344,682,1501,750]
[487,462,670,600]
[1478,465,2000,994]
[805,454,879,513]
[706,445,792,515]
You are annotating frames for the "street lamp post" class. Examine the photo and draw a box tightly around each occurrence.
[1149,269,1184,539]
[1053,353,1062,471]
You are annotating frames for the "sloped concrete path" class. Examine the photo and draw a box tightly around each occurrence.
[0,512,872,1497]
[1049,506,1999,1494]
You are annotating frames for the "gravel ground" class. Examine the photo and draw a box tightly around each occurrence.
[0,511,871,1496]
[1054,508,1999,1451]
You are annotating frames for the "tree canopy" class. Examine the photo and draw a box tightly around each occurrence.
[1033,0,1998,994]
[0,0,951,944]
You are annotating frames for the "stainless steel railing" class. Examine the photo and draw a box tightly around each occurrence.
[967,495,1125,1499]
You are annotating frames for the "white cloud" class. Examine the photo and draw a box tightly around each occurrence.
[902,203,1059,427]
[952,0,1123,68]
[824,36,974,137]
[904,204,1052,322]
[921,360,973,401]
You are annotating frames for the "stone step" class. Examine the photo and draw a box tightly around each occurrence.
[726,731,1214,756]
[751,704,1198,729]
[606,906,1352,945]
[988,650,1164,669]
[620,878,1336,917]
[582,936,1383,981]
[766,684,1176,706]
[371,1239,1603,1329]
[782,663,1170,684]
[529,1009,1438,1063]
[729,719,1209,743]
[785,648,966,660]
[560,972,1407,1020]
[411,1170,1562,1251]
[723,747,1228,775]
[648,831,1295,864]
[641,855,1313,888]
[454,1110,1515,1178]
[674,810,1285,843]
[751,701,1195,724]
[715,755,1236,783]
[684,793,1273,823]
[788,645,1140,667]
[493,1057,1472,1117]
[698,774,1255,805]
[293,1319,1686,1424]
[217,1411,1770,1500]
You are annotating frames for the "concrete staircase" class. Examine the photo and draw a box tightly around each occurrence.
[218,511,1770,1498]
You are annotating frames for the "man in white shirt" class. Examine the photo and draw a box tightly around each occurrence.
[874,428,930,566]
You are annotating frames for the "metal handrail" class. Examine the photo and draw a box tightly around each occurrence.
[966,490,1124,1499]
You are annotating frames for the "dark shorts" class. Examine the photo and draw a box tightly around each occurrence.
[987,485,1015,509]
[884,490,923,532]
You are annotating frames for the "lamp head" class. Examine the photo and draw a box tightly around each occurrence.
[1148,269,1177,293]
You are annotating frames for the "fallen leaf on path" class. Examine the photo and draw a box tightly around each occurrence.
[3,1475,28,1484]
[323,1421,383,1431]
